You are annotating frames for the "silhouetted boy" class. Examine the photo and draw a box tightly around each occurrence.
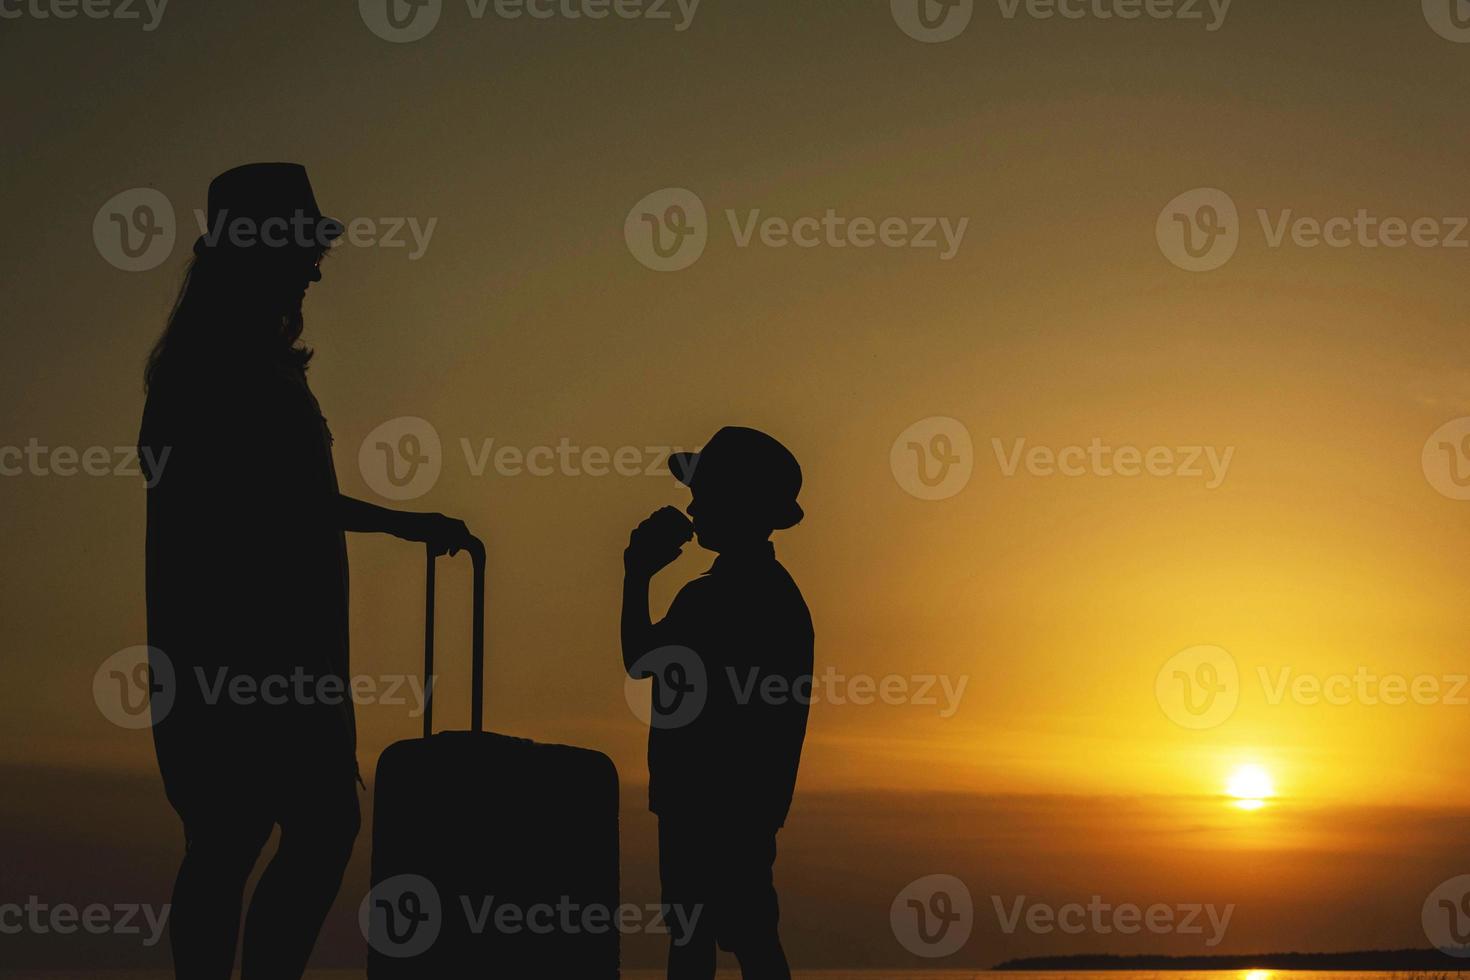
[622,426,814,980]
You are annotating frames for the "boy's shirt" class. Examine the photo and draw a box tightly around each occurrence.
[640,542,814,830]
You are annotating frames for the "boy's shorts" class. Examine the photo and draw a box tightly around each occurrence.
[658,818,781,952]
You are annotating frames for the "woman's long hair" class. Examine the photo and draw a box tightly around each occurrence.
[144,251,316,393]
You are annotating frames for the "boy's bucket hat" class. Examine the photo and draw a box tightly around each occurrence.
[671,427,804,530]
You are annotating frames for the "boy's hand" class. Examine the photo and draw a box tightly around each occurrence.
[625,506,695,577]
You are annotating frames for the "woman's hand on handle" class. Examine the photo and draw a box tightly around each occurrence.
[337,495,476,556]
[409,512,476,557]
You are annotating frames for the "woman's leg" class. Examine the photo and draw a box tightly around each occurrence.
[239,770,360,980]
[169,805,274,980]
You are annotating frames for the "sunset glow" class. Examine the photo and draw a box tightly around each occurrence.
[1227,764,1276,810]
[8,0,1470,972]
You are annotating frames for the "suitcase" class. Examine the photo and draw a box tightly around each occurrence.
[366,538,621,977]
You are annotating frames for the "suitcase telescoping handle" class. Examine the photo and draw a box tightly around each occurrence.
[422,535,487,739]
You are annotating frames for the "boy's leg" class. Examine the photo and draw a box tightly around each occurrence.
[668,932,718,980]
[733,938,791,980]
[716,828,788,980]
[660,817,718,980]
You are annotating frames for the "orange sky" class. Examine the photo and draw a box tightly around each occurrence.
[4,0,1470,969]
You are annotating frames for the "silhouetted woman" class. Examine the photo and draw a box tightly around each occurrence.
[138,164,472,980]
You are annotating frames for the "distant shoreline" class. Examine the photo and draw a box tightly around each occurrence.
[994,948,1469,970]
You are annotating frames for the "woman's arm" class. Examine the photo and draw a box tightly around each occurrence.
[337,494,475,555]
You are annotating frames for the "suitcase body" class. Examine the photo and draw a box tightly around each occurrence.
[366,540,620,977]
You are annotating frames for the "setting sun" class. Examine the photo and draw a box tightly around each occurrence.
[1228,764,1276,810]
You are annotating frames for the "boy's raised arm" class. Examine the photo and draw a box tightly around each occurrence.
[621,506,695,675]
[620,566,655,676]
